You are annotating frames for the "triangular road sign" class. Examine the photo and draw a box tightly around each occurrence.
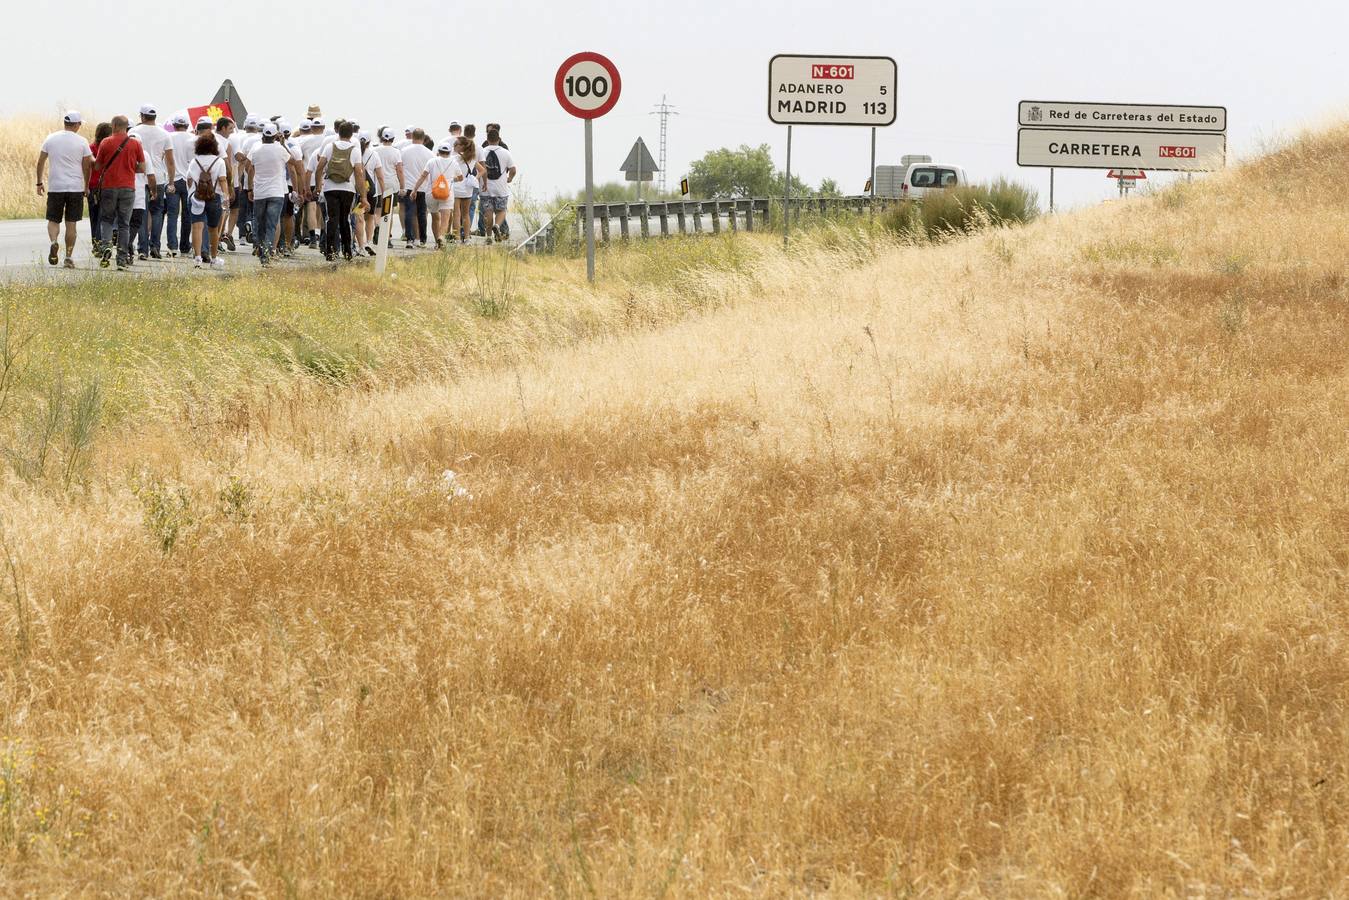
[211,79,248,121]
[620,137,659,182]
[1107,169,1147,180]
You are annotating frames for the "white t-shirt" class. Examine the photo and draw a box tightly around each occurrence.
[318,140,362,192]
[299,133,327,186]
[128,124,172,182]
[169,131,197,183]
[480,144,514,197]
[215,132,237,184]
[419,154,459,197]
[189,154,226,198]
[399,144,433,194]
[374,144,404,194]
[362,146,384,193]
[283,139,303,187]
[134,172,147,210]
[248,141,292,200]
[452,155,477,198]
[40,130,93,193]
[235,132,261,186]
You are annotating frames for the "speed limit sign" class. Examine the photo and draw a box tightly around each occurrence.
[555,51,622,119]
[557,51,621,284]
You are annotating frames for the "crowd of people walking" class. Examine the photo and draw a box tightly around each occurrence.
[34,105,518,270]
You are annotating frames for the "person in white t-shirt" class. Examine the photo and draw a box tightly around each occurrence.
[372,127,405,250]
[478,126,516,244]
[274,121,305,258]
[411,139,465,249]
[35,110,94,267]
[244,122,294,267]
[128,104,176,259]
[357,133,386,256]
[312,121,369,261]
[233,116,262,244]
[166,114,197,257]
[398,129,433,248]
[450,137,484,245]
[186,132,229,269]
[214,117,241,252]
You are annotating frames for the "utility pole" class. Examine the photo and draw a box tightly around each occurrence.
[650,95,678,194]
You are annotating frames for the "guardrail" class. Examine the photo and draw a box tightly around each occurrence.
[515,195,886,254]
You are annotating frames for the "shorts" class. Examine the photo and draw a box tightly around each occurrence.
[189,196,223,229]
[427,195,453,214]
[365,180,378,210]
[479,194,508,212]
[45,191,84,223]
[229,188,244,210]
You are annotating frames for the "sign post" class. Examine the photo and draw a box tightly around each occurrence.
[555,51,623,282]
[1018,101,1226,177]
[768,54,897,247]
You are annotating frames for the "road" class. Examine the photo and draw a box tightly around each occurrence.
[0,213,526,283]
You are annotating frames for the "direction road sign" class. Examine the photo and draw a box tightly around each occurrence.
[1019,100,1225,133]
[768,54,897,126]
[620,138,659,182]
[1018,128,1226,172]
[555,52,622,120]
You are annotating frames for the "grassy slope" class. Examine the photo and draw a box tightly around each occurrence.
[1,129,1347,896]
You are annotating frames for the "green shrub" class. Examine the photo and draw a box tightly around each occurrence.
[884,179,1039,240]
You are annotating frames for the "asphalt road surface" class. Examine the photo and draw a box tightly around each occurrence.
[0,213,526,283]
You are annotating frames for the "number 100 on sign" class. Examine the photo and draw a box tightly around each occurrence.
[555,52,623,119]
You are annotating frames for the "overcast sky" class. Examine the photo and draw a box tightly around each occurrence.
[6,0,1347,210]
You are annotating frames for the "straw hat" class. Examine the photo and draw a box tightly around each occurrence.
[306,104,322,119]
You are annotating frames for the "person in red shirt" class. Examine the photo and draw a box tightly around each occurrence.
[92,115,154,270]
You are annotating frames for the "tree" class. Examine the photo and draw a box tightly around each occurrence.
[687,144,812,199]
[817,178,843,198]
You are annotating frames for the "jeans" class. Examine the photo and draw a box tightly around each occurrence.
[136,183,166,255]
[324,190,355,257]
[166,178,190,253]
[88,190,102,246]
[468,187,480,233]
[399,192,427,243]
[253,196,284,261]
[98,188,135,266]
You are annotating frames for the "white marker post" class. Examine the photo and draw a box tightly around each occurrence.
[555,51,623,283]
[374,192,393,275]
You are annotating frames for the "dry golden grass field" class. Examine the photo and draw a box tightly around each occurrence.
[0,125,1346,897]
[1,117,59,220]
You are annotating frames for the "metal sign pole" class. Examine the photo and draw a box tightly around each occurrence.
[869,127,876,220]
[585,118,596,282]
[783,125,792,249]
[1049,167,1055,214]
[636,138,642,202]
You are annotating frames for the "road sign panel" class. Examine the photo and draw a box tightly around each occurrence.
[555,52,622,120]
[1019,101,1225,133]
[768,54,897,126]
[1107,169,1147,180]
[620,138,659,181]
[1018,128,1226,172]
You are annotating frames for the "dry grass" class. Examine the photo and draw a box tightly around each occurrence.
[0,116,77,220]
[0,124,1347,896]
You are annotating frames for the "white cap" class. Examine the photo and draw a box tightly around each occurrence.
[196,115,214,128]
[171,112,190,126]
[63,110,83,124]
[261,122,279,137]
[436,140,453,153]
[298,118,313,131]
[278,119,293,134]
[311,117,324,129]
[139,103,157,117]
[404,126,413,134]
[380,127,396,141]
[244,114,260,128]
[449,121,461,130]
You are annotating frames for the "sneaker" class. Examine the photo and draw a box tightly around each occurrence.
[150,250,162,260]
[63,258,75,269]
[138,252,149,261]
[364,245,376,257]
[434,239,443,250]
[193,256,204,268]
[404,241,414,250]
[343,251,354,262]
[221,234,236,252]
[419,241,428,249]
[48,242,59,266]
[116,263,130,271]
[167,249,178,258]
[211,258,225,268]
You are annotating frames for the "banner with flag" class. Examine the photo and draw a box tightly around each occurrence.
[186,101,235,126]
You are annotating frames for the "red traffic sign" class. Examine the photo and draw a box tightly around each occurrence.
[555,52,622,119]
[1107,169,1147,180]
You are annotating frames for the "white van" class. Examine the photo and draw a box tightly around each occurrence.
[900,163,968,201]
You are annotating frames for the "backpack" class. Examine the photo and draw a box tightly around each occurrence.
[194,157,219,201]
[484,148,503,181]
[431,166,452,201]
[327,144,354,182]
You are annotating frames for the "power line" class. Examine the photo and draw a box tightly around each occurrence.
[649,95,678,193]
